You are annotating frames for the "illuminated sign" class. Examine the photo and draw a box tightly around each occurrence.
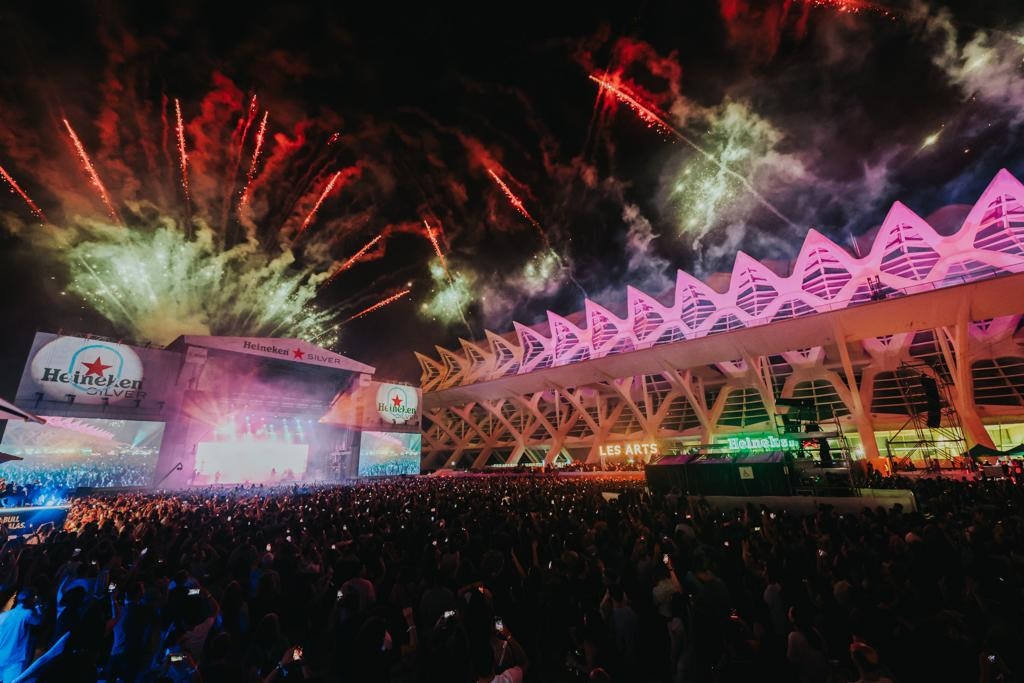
[724,434,802,452]
[30,336,145,404]
[598,441,660,458]
[375,383,419,425]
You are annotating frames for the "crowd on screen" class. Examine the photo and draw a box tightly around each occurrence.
[0,451,157,494]
[0,473,1021,681]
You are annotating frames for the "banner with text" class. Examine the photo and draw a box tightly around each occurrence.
[13,333,182,419]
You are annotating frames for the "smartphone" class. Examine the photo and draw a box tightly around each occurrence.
[818,549,827,558]
[73,547,82,557]
[337,589,344,599]
[141,547,148,556]
[170,654,185,663]
[988,654,997,663]
[188,588,201,596]
[662,553,670,565]
[286,535,292,543]
[494,617,504,632]
[108,582,116,592]
[266,544,272,552]
[293,647,303,661]
[723,541,730,548]
[443,610,456,619]
[769,512,777,520]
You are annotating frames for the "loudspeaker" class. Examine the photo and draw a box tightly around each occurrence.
[920,376,941,428]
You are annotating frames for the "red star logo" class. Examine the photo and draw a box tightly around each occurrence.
[81,356,112,377]
[293,348,305,359]
[391,394,403,408]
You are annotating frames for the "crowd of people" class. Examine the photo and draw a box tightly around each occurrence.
[0,450,158,493]
[0,472,1021,682]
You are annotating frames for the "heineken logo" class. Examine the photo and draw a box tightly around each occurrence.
[725,434,802,453]
[241,339,343,365]
[375,383,418,424]
[30,336,145,405]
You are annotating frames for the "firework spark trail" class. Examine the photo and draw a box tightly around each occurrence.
[319,233,384,289]
[0,163,48,222]
[485,168,548,243]
[238,110,268,208]
[236,95,259,169]
[423,218,449,274]
[799,0,894,16]
[296,170,342,238]
[589,73,796,228]
[340,288,411,325]
[62,118,121,224]
[485,168,588,298]
[222,94,258,225]
[289,131,344,212]
[174,98,191,205]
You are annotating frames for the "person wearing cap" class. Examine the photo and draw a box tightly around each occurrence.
[0,589,44,682]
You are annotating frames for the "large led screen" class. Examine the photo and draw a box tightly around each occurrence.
[357,431,421,476]
[193,441,310,485]
[0,417,165,488]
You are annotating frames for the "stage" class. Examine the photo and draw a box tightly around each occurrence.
[1,332,423,490]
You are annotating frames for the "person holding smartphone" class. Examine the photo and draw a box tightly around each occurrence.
[0,589,44,683]
[108,581,154,683]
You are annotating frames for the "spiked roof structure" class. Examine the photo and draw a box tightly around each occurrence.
[418,169,1024,392]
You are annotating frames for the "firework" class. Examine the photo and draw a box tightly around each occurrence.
[62,118,121,224]
[588,74,675,136]
[420,261,474,330]
[590,73,796,228]
[237,95,259,166]
[223,94,258,218]
[920,130,942,149]
[340,288,411,325]
[423,218,448,273]
[0,162,47,222]
[174,98,191,204]
[296,170,342,237]
[800,0,895,17]
[238,110,268,207]
[67,225,338,347]
[319,233,384,289]
[486,168,548,242]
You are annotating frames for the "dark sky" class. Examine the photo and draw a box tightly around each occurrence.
[0,0,1023,393]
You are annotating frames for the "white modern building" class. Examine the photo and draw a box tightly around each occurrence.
[417,169,1024,471]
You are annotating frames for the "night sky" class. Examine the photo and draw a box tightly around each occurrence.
[0,0,1023,392]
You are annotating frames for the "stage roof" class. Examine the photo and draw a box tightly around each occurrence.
[424,270,1024,409]
[170,335,376,374]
